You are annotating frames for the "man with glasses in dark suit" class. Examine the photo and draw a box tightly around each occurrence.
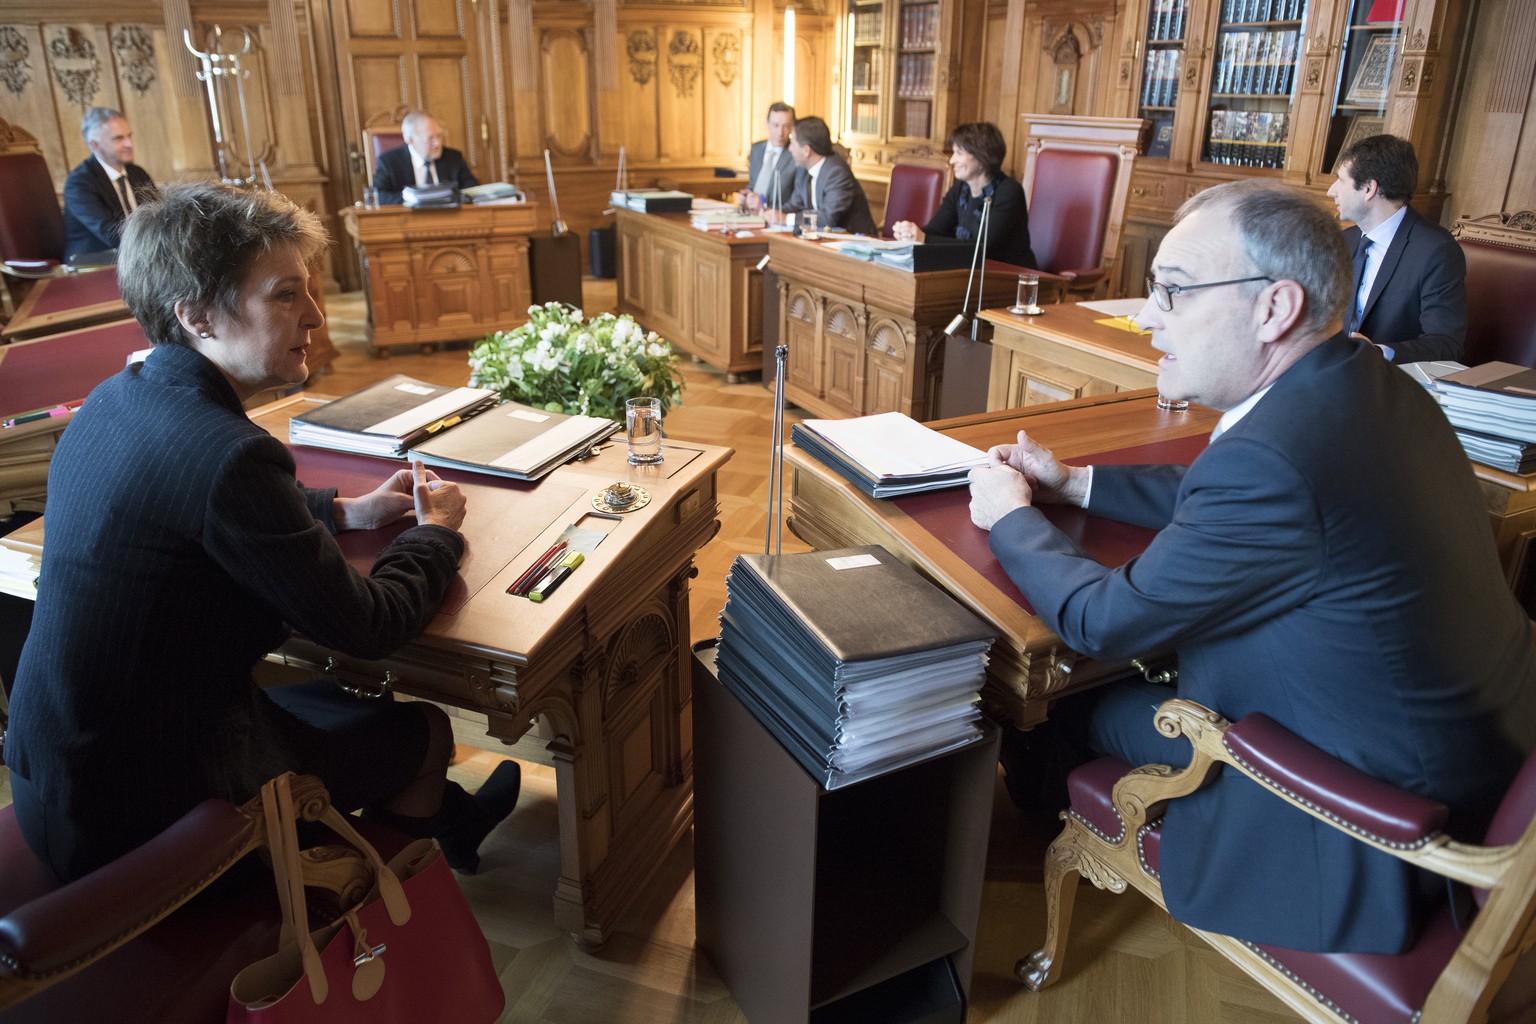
[968,179,1535,957]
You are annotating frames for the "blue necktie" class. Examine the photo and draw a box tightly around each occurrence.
[1346,236,1371,336]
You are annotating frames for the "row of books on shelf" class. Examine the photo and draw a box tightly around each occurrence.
[899,3,939,48]
[1214,29,1299,96]
[851,58,880,90]
[852,9,883,46]
[287,375,619,482]
[1205,109,1290,168]
[716,545,993,790]
[850,101,881,136]
[1146,0,1188,41]
[897,52,935,98]
[1220,0,1304,23]
[901,99,932,139]
[1140,48,1183,109]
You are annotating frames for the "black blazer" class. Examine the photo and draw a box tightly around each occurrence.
[746,140,798,210]
[921,175,1037,269]
[62,157,158,261]
[990,336,1536,953]
[372,145,480,206]
[1344,204,1467,363]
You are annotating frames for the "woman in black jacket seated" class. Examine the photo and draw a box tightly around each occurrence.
[892,121,1037,268]
[4,182,518,882]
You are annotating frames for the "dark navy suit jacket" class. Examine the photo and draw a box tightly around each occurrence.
[1345,204,1467,363]
[372,145,480,206]
[746,140,799,210]
[989,336,1536,953]
[62,157,158,261]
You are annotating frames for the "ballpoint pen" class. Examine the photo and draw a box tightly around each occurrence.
[508,540,568,596]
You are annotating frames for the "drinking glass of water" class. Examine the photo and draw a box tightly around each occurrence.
[799,210,820,240]
[1009,272,1041,315]
[626,397,664,465]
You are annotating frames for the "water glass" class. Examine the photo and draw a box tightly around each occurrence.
[1156,394,1190,413]
[625,397,664,465]
[362,187,380,210]
[1010,272,1041,315]
[800,210,820,240]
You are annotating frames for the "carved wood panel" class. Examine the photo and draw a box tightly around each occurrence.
[540,27,594,157]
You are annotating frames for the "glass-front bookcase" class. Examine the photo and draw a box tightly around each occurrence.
[1139,0,1188,160]
[844,0,948,144]
[1202,0,1308,170]
[1320,0,1403,173]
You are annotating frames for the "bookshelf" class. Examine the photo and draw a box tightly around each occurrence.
[1319,0,1403,173]
[840,0,960,171]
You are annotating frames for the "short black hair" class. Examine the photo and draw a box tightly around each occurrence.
[792,116,834,157]
[767,101,795,119]
[1337,134,1418,203]
[946,122,1007,178]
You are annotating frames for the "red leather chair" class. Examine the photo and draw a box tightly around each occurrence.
[1452,211,1536,368]
[1023,147,1119,293]
[0,152,67,308]
[0,776,404,1023]
[1019,698,1536,1023]
[880,162,948,239]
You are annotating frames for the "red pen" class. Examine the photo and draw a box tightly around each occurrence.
[507,540,567,596]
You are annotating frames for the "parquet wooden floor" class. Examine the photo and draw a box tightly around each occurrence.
[0,279,1300,1024]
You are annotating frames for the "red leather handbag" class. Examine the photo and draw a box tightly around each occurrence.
[226,773,505,1024]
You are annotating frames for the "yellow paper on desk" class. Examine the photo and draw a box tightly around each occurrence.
[1095,316,1151,335]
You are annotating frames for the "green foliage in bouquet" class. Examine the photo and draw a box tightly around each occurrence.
[468,303,684,420]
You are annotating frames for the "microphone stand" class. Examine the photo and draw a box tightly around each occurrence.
[765,342,789,556]
[945,196,993,338]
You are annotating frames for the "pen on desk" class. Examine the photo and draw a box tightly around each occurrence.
[508,540,568,596]
[3,403,78,428]
[529,552,584,602]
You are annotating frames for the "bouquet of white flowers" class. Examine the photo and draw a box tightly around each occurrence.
[468,303,684,420]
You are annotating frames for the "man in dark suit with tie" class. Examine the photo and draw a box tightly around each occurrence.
[969,179,1536,955]
[741,102,799,212]
[62,107,160,262]
[775,116,877,236]
[1327,133,1466,363]
[371,111,480,206]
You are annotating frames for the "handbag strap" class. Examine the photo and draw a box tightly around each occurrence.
[256,773,414,1004]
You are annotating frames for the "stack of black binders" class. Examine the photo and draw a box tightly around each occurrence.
[716,545,995,789]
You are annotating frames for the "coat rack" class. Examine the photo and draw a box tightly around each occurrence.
[183,26,274,188]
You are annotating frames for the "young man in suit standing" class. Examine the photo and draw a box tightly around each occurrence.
[371,111,481,206]
[969,179,1535,955]
[62,107,160,262]
[770,116,877,236]
[742,102,799,212]
[1327,133,1466,363]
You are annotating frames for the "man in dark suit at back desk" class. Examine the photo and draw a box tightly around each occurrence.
[372,111,480,206]
[741,102,799,213]
[969,179,1535,956]
[769,116,877,236]
[63,107,160,262]
[1327,133,1466,363]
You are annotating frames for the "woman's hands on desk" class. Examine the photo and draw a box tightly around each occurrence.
[332,462,466,532]
[891,220,925,243]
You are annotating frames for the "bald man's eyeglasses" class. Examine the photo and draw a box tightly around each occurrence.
[1146,275,1273,312]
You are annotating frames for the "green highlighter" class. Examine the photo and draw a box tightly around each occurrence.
[528,551,584,602]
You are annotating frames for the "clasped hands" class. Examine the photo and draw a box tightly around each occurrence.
[332,461,467,532]
[891,220,925,243]
[967,430,1089,531]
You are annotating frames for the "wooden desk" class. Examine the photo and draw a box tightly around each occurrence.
[768,235,1022,422]
[3,394,732,946]
[979,303,1160,411]
[787,390,1219,728]
[1,269,127,343]
[613,208,768,381]
[342,203,538,354]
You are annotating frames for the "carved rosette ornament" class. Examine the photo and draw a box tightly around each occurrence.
[626,30,656,86]
[1184,58,1199,87]
[1305,57,1323,91]
[1119,57,1131,86]
[1410,28,1427,50]
[711,33,739,87]
[0,27,31,96]
[666,31,701,98]
[111,25,156,95]
[1400,57,1420,92]
[48,27,100,107]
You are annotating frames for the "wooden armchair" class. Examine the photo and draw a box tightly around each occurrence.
[1020,698,1536,1024]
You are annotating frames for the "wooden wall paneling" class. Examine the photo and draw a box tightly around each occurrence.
[0,23,74,189]
[42,24,122,168]
[1443,0,1536,223]
[506,0,542,170]
[617,25,661,162]
[419,52,480,166]
[658,26,706,158]
[540,27,594,159]
[701,24,746,163]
